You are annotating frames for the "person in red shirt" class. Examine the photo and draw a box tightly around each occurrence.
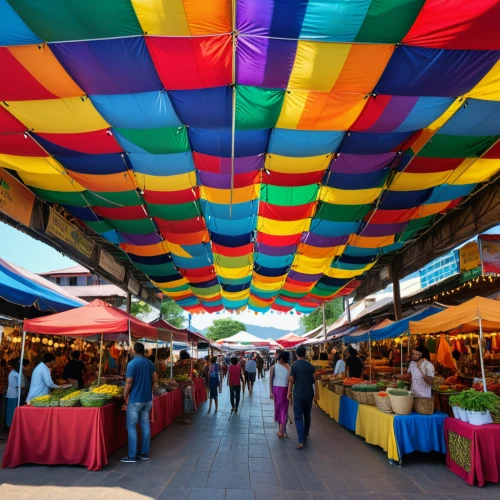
[228,357,244,414]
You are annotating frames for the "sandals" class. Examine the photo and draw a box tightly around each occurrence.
[296,443,304,449]
[278,434,284,440]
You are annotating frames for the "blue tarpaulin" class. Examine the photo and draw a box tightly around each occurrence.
[343,306,444,344]
[0,259,85,314]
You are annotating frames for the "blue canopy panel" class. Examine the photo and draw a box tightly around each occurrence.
[0,259,84,314]
[343,306,444,343]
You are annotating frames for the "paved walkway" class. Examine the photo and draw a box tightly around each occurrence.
[1,378,500,500]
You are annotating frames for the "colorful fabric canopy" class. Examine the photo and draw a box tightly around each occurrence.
[2,1,500,315]
[24,299,158,341]
[410,296,500,334]
[0,257,85,314]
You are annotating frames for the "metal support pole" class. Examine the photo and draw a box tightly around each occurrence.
[155,337,159,371]
[390,260,403,321]
[344,297,351,325]
[368,334,372,381]
[478,317,487,392]
[170,335,174,379]
[17,329,26,408]
[128,320,132,357]
[126,293,132,314]
[97,334,104,386]
[400,338,403,376]
[322,302,327,341]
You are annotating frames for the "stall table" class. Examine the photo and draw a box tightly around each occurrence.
[193,378,207,408]
[2,388,184,471]
[318,386,447,464]
[444,417,500,487]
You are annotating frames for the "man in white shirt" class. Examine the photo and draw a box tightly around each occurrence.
[27,353,63,402]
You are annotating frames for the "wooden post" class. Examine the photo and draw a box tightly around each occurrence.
[126,292,132,314]
[170,336,174,379]
[478,317,487,392]
[390,260,403,321]
[97,334,104,386]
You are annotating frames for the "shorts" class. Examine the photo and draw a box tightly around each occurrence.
[209,385,219,400]
[246,372,256,383]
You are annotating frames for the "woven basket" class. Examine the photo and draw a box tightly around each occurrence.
[333,384,345,396]
[345,388,354,399]
[388,391,414,415]
[413,397,434,415]
[364,392,376,406]
[60,398,81,407]
[491,409,500,424]
[352,391,364,404]
[375,394,392,414]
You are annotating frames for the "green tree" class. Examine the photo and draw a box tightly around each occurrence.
[161,298,185,329]
[206,318,246,341]
[130,300,152,317]
[300,298,344,332]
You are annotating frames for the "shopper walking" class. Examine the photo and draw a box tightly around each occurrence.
[240,357,247,394]
[245,357,257,395]
[228,357,243,413]
[5,358,24,428]
[208,356,222,413]
[256,354,265,380]
[288,346,319,449]
[121,342,158,463]
[269,351,290,439]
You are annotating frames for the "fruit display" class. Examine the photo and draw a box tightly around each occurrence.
[80,392,112,407]
[368,358,389,366]
[312,360,330,369]
[60,390,85,407]
[51,387,78,398]
[174,374,190,384]
[29,395,52,407]
[92,384,124,398]
[372,366,393,373]
[343,377,364,387]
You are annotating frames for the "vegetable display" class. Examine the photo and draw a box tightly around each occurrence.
[343,378,364,387]
[449,390,499,412]
[80,392,113,408]
[92,384,124,398]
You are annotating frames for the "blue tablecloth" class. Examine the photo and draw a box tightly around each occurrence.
[338,395,359,432]
[393,411,448,457]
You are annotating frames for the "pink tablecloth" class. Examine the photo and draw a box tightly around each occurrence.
[445,417,500,486]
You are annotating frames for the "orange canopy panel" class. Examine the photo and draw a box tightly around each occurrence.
[277,332,307,349]
[409,296,500,334]
[24,299,158,341]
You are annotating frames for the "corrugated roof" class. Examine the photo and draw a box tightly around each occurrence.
[61,284,127,298]
[39,265,90,276]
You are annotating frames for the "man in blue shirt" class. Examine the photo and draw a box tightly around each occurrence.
[27,353,65,402]
[121,342,158,463]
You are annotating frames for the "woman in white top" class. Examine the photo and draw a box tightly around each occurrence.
[269,351,290,439]
[6,358,24,427]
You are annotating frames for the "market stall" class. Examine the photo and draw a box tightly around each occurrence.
[1,300,190,471]
[410,296,500,486]
[276,333,306,349]
[318,383,447,464]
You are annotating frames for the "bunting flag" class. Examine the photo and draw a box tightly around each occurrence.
[1,0,500,314]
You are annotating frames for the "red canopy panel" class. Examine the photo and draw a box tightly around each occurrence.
[24,299,158,341]
[277,332,307,349]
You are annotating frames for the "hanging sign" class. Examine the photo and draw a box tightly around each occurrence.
[128,278,140,295]
[46,209,94,259]
[99,249,125,281]
[459,241,481,282]
[479,234,500,275]
[0,168,35,226]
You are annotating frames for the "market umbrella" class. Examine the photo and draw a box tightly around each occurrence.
[265,337,281,349]
[276,333,306,349]
[24,299,158,342]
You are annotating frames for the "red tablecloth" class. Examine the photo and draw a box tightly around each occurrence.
[193,378,207,408]
[445,417,500,486]
[2,388,184,471]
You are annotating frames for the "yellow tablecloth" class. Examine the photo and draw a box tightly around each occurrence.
[318,385,340,422]
[355,403,399,462]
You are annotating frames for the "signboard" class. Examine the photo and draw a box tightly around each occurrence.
[479,234,500,275]
[140,288,148,301]
[99,249,125,281]
[46,209,94,259]
[0,168,35,226]
[128,278,140,295]
[459,241,481,273]
[460,266,481,283]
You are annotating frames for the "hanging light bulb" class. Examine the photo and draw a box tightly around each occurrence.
[36,337,41,343]
[70,343,75,349]
[54,342,59,348]
[42,338,48,345]
[48,339,53,346]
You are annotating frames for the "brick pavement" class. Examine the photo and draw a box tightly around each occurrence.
[1,377,500,499]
